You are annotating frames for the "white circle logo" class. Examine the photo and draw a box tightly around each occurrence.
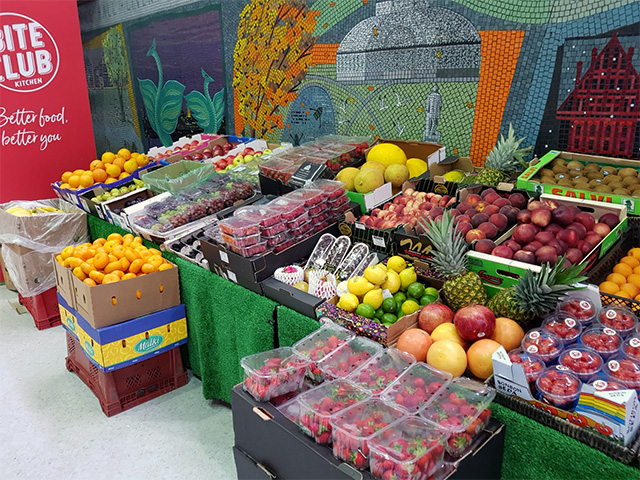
[569,350,582,359]
[608,360,620,372]
[579,301,590,310]
[0,13,59,92]
[603,328,616,336]
[630,338,640,348]
[593,380,607,390]
[557,366,569,371]
[527,345,539,354]
[529,331,541,340]
[565,318,576,328]
[605,310,616,320]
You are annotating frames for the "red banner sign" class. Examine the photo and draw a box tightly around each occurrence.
[0,1,95,202]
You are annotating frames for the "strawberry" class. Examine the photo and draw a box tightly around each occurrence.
[353,451,367,469]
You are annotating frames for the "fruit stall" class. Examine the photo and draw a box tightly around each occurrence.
[6,134,640,480]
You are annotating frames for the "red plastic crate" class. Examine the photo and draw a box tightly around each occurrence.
[18,287,61,330]
[65,333,188,417]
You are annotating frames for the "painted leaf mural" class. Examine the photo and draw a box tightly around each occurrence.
[137,39,185,146]
[185,69,225,133]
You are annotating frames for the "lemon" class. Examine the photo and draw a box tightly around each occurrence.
[386,256,407,274]
[381,270,401,294]
[335,167,360,192]
[337,293,360,312]
[347,276,375,296]
[443,170,466,182]
[364,264,387,285]
[293,281,309,292]
[367,143,407,167]
[401,299,420,316]
[399,267,418,290]
[362,289,384,309]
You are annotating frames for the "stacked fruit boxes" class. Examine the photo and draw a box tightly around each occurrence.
[54,259,188,417]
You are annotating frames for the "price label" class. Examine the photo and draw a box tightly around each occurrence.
[372,235,386,248]
[355,222,366,230]
[227,270,237,283]
[219,250,229,264]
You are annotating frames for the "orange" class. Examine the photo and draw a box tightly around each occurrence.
[634,266,640,275]
[606,273,627,286]
[129,259,143,274]
[104,261,122,274]
[108,254,118,263]
[83,278,97,286]
[106,164,121,178]
[148,255,163,268]
[89,270,105,284]
[113,156,126,171]
[397,329,433,362]
[63,257,82,269]
[124,248,140,262]
[613,263,633,277]
[103,240,115,253]
[141,263,157,274]
[467,339,502,380]
[636,294,640,301]
[92,168,108,183]
[427,340,467,378]
[599,281,620,295]
[121,273,137,280]
[124,159,138,174]
[60,246,74,260]
[111,245,125,259]
[68,175,81,188]
[620,256,640,269]
[119,257,130,271]
[73,169,85,176]
[136,155,149,167]
[149,248,162,256]
[107,233,123,243]
[158,263,173,271]
[117,148,131,160]
[60,183,71,189]
[629,248,640,259]
[89,160,104,171]
[628,274,640,288]
[61,171,73,183]
[55,254,64,265]
[102,273,120,284]
[118,172,129,180]
[620,283,640,298]
[93,252,109,269]
[134,236,143,244]
[105,178,118,184]
[101,151,116,163]
[80,262,94,275]
[113,270,125,279]
[490,317,525,352]
[72,266,86,280]
[123,233,134,243]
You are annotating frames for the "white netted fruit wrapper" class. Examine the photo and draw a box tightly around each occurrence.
[308,270,337,300]
[274,265,304,286]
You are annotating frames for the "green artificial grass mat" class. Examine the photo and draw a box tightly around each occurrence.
[276,306,322,347]
[492,402,639,479]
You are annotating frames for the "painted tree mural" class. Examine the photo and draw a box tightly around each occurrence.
[233,0,319,138]
[102,26,130,121]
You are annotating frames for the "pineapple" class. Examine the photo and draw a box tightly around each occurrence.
[420,212,487,310]
[487,259,587,326]
[466,124,532,186]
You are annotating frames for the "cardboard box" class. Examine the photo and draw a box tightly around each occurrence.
[2,244,56,295]
[58,293,187,372]
[466,194,627,295]
[517,150,640,215]
[53,258,180,330]
[232,385,505,480]
[366,138,445,165]
[427,155,476,178]
[346,182,394,214]
[0,245,16,291]
[492,346,640,445]
[201,223,341,294]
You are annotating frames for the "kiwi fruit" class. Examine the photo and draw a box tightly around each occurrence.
[569,170,583,179]
[622,176,639,187]
[629,184,640,193]
[566,160,583,170]
[589,178,604,187]
[602,175,621,185]
[555,173,568,181]
[633,191,640,198]
[595,185,613,193]
[539,168,554,177]
[586,171,604,180]
[552,165,569,174]
[619,167,637,178]
[613,187,631,196]
[558,179,574,187]
[552,158,567,167]
[574,182,591,191]
[541,177,556,185]
[583,164,600,173]
[601,166,618,176]
[608,182,624,191]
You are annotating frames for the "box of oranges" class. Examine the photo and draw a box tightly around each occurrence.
[51,148,157,212]
[54,233,180,329]
[58,292,187,372]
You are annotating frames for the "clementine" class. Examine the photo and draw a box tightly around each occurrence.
[61,171,73,183]
[101,151,116,163]
[68,175,81,188]
[79,174,94,188]
[89,160,104,171]
[113,156,126,171]
[102,273,120,284]
[613,263,633,277]
[83,278,97,286]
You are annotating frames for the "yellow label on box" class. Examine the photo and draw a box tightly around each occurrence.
[59,304,78,338]
[77,317,187,369]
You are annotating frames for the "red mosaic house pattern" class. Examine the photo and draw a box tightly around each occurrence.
[557,34,640,158]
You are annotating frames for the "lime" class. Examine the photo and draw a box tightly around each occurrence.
[382,298,397,313]
[356,303,376,319]
[381,313,397,325]
[420,294,437,305]
[407,282,426,299]
[393,292,407,305]
[375,308,385,320]
[425,287,438,298]
[396,304,405,318]
[401,299,421,315]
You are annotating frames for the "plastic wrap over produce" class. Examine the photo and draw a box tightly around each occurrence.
[0,199,88,297]
[140,161,216,194]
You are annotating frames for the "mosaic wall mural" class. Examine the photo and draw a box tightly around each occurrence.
[78,0,639,164]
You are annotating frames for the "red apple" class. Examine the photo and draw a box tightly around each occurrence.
[593,223,611,238]
[418,304,454,334]
[454,305,496,341]
[475,239,496,254]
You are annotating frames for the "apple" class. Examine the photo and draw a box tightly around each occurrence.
[244,154,254,162]
[418,304,454,334]
[454,305,496,341]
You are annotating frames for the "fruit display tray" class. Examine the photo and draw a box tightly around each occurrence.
[588,216,640,314]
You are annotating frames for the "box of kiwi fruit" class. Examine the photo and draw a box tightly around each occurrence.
[517,151,640,215]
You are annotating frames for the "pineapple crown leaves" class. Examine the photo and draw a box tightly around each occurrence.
[419,211,471,278]
[485,123,532,172]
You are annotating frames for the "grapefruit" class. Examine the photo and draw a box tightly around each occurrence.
[426,340,467,377]
[490,317,525,351]
[397,328,432,362]
[367,143,407,167]
[466,339,501,380]
[430,322,469,350]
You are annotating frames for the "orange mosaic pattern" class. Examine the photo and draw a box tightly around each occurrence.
[311,43,339,65]
[470,30,525,166]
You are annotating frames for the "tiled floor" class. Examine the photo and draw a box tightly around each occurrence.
[0,286,237,480]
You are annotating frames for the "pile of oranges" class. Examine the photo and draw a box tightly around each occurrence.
[59,149,150,190]
[56,233,174,286]
[599,248,640,300]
